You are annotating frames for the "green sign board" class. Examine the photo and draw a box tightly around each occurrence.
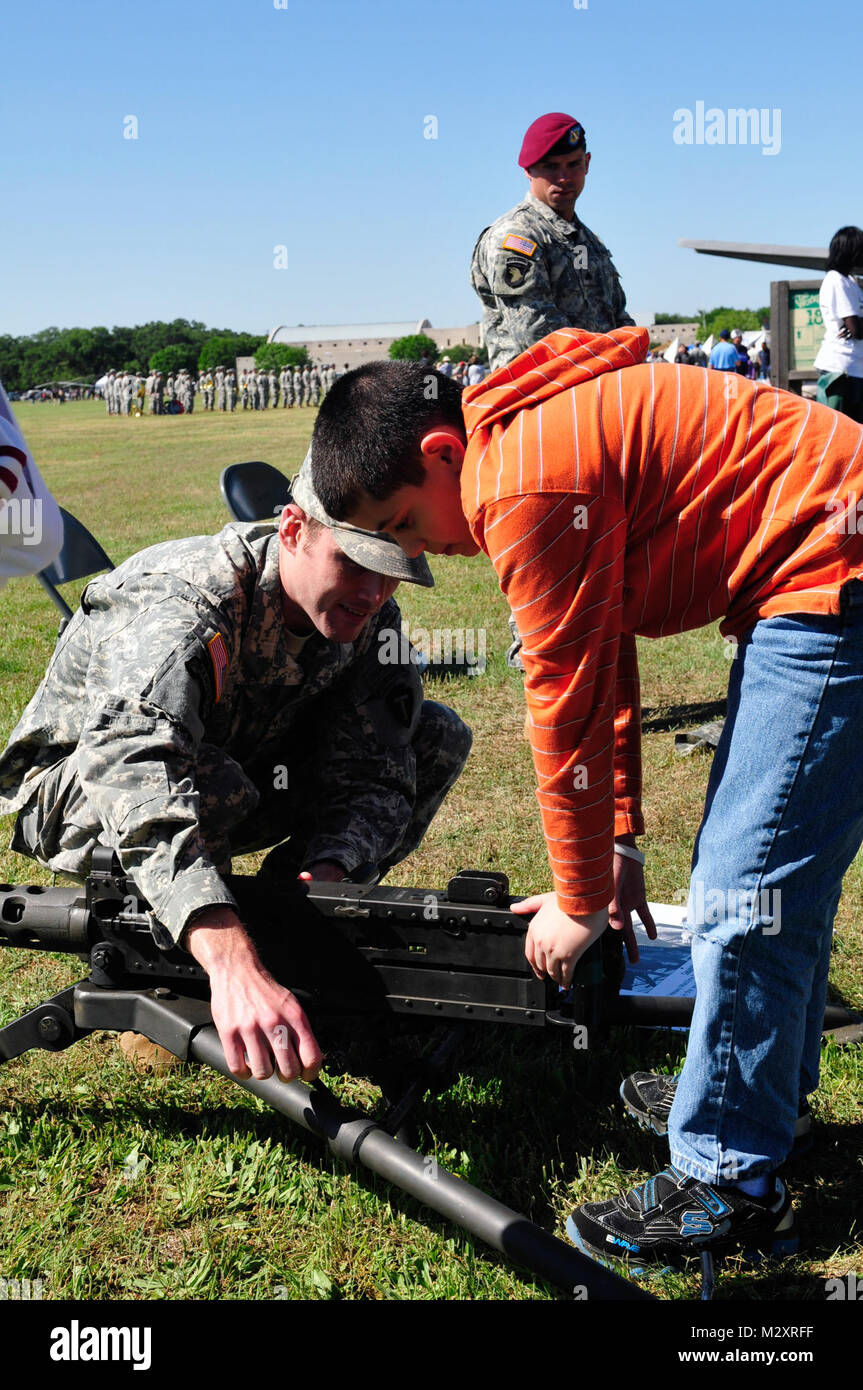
[790,289,822,371]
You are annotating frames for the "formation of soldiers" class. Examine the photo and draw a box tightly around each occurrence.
[239,363,337,410]
[101,363,339,417]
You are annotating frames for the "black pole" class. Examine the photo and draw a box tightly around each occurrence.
[189,1025,653,1301]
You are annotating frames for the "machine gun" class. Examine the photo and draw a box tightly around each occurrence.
[2,852,857,1300]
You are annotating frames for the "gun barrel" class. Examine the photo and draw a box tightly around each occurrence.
[0,883,90,953]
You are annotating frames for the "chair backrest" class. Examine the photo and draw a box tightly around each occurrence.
[37,507,114,624]
[220,461,293,524]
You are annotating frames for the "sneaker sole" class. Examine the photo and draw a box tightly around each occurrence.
[565,1213,799,1270]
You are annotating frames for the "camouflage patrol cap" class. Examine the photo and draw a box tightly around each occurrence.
[291,449,434,588]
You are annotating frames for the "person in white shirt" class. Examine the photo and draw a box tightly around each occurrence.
[814,225,863,423]
[466,355,487,387]
[0,382,64,592]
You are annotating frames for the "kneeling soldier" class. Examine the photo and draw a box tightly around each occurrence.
[0,471,471,1084]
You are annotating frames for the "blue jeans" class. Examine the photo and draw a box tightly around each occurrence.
[669,578,863,1182]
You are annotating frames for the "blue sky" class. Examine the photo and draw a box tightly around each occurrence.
[1,0,858,337]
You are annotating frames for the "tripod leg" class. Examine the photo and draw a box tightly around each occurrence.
[0,985,90,1063]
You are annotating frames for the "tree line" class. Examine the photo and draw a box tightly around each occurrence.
[656,306,771,336]
[0,321,311,391]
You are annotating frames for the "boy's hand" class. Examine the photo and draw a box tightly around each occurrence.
[511,894,608,988]
[609,847,657,963]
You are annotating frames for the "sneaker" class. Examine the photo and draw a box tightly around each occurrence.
[566,1165,798,1268]
[620,1071,813,1157]
[620,1071,677,1136]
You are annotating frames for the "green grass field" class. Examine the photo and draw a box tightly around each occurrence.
[1,399,861,1303]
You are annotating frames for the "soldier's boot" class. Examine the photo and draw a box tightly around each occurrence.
[118,1031,182,1071]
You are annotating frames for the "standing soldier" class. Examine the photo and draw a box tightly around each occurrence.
[470,111,634,670]
[226,369,237,412]
[153,372,164,415]
[301,365,311,407]
[258,368,269,411]
[240,371,249,410]
[310,366,321,407]
[216,367,227,412]
[470,112,633,372]
[293,366,303,407]
[268,368,279,408]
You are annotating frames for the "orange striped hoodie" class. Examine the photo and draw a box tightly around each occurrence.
[461,327,863,915]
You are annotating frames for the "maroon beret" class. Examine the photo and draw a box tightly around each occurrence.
[518,112,586,169]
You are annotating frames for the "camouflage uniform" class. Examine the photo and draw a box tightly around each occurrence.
[470,191,633,372]
[226,370,237,412]
[268,370,279,408]
[0,523,470,947]
[215,368,226,412]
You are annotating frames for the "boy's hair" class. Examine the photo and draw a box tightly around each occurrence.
[311,360,465,519]
[826,226,863,276]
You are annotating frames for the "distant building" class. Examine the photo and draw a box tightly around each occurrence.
[266,319,482,369]
[648,320,701,348]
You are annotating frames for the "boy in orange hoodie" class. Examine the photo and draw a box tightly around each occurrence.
[308,328,863,1269]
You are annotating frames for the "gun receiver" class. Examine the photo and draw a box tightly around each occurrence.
[0,859,580,1026]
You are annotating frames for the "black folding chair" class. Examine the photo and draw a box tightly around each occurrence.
[36,507,114,634]
[219,461,293,523]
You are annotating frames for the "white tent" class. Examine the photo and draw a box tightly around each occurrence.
[663,337,679,364]
[701,334,715,355]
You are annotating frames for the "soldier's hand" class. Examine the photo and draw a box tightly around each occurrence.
[185,909,323,1083]
[298,861,347,883]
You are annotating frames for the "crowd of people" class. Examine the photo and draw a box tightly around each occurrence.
[100,363,342,416]
[436,354,487,386]
[643,329,771,379]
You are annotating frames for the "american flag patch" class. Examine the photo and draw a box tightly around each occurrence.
[501,233,537,257]
[207,632,228,702]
